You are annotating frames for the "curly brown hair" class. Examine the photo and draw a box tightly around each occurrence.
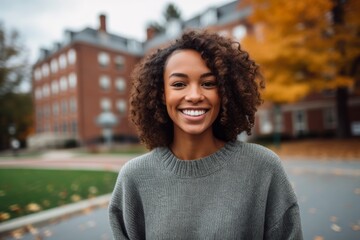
[130,30,264,150]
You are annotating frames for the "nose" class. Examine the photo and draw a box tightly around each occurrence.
[185,85,204,103]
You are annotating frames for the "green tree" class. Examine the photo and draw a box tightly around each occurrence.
[146,2,182,35]
[163,3,182,22]
[242,0,360,138]
[0,22,33,150]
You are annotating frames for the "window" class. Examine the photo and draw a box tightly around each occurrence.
[34,68,42,81]
[43,105,50,118]
[98,52,110,67]
[35,87,42,100]
[258,110,273,134]
[59,54,67,69]
[292,110,307,136]
[50,59,58,73]
[99,75,111,90]
[115,56,125,70]
[116,99,127,113]
[71,121,77,135]
[62,122,67,133]
[323,108,337,129]
[100,98,112,111]
[67,49,76,65]
[115,77,126,92]
[42,84,50,98]
[68,73,77,88]
[69,97,77,113]
[54,123,58,133]
[233,25,247,40]
[51,80,59,95]
[42,64,50,77]
[36,108,42,119]
[61,99,68,114]
[60,76,68,91]
[52,102,59,115]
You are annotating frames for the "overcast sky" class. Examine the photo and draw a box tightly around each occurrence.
[1,0,233,64]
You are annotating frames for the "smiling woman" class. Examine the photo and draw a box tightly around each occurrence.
[109,30,303,239]
[163,50,222,158]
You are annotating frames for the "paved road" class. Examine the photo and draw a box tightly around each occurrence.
[1,154,360,240]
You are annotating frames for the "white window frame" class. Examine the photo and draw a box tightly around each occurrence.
[99,75,111,90]
[323,107,337,129]
[292,110,308,136]
[98,52,110,67]
[67,49,76,65]
[100,98,112,111]
[68,73,77,88]
[116,99,127,113]
[50,59,58,73]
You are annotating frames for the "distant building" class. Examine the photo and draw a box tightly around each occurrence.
[29,1,360,148]
[29,15,142,148]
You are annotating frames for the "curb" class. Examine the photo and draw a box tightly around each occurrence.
[0,194,112,236]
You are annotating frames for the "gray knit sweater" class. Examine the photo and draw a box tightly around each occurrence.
[109,141,303,239]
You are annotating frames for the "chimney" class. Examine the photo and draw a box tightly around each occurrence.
[99,14,107,32]
[146,26,157,40]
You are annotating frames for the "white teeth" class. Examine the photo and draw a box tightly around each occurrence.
[182,109,206,116]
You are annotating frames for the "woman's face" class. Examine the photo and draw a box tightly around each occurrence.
[163,49,221,138]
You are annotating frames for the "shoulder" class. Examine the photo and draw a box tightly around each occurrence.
[118,150,158,181]
[238,141,281,165]
[230,141,285,176]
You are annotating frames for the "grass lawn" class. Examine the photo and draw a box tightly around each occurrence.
[0,168,118,222]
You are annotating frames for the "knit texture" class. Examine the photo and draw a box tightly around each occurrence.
[109,141,303,239]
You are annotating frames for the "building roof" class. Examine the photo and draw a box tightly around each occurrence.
[144,0,251,52]
[36,25,144,64]
[36,0,250,63]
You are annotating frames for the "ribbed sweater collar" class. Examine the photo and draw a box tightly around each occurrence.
[155,141,240,178]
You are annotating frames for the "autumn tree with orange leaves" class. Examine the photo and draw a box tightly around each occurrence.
[242,0,360,138]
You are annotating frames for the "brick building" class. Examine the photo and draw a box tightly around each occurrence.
[29,0,360,148]
[29,15,142,147]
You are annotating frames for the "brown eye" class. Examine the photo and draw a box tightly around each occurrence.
[202,81,217,89]
[171,82,186,88]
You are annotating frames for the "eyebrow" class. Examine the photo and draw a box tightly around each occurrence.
[168,72,214,79]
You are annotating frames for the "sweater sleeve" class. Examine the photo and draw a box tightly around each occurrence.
[108,163,145,240]
[264,158,303,240]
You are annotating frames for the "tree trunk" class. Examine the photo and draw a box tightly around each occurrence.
[336,87,350,138]
[333,0,351,138]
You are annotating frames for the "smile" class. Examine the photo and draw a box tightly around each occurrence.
[181,109,207,117]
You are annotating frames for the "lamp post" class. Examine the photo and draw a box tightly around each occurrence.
[8,124,19,156]
[96,110,118,148]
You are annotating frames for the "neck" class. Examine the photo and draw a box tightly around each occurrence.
[170,131,225,160]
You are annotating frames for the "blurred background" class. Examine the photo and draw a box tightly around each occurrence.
[0,0,359,239]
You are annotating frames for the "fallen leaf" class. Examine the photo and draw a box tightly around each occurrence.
[9,204,21,213]
[351,224,360,231]
[313,236,324,240]
[354,188,360,195]
[71,194,81,202]
[330,216,337,222]
[331,223,342,232]
[88,186,98,194]
[26,203,42,212]
[0,212,10,221]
